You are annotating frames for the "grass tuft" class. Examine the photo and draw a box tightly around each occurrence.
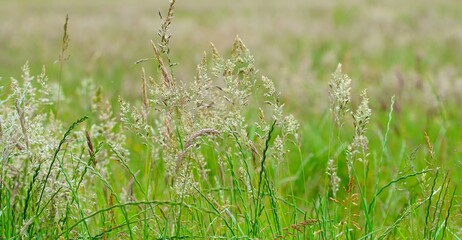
[1,1,460,239]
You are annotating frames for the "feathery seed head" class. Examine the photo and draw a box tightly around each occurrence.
[329,63,351,128]
[326,159,341,198]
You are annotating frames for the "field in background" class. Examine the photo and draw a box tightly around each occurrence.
[1,0,462,238]
[3,0,462,104]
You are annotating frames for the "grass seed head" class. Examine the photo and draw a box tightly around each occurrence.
[329,63,352,128]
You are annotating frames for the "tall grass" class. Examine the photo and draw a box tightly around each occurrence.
[1,1,460,239]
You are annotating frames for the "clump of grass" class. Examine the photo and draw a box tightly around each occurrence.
[1,1,460,239]
[119,2,300,235]
[323,63,459,239]
[1,64,81,237]
[0,45,128,239]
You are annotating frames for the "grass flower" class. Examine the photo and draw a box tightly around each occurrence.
[327,159,341,198]
[346,89,372,174]
[329,63,351,128]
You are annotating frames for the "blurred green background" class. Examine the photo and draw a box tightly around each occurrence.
[2,0,462,107]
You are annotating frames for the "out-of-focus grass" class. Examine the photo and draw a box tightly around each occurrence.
[2,0,462,110]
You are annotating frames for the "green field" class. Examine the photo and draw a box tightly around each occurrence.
[1,0,462,239]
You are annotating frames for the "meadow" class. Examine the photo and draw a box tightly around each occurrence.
[1,0,462,239]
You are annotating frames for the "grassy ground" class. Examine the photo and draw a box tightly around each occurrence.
[1,0,462,239]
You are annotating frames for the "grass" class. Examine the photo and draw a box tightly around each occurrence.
[1,0,462,239]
